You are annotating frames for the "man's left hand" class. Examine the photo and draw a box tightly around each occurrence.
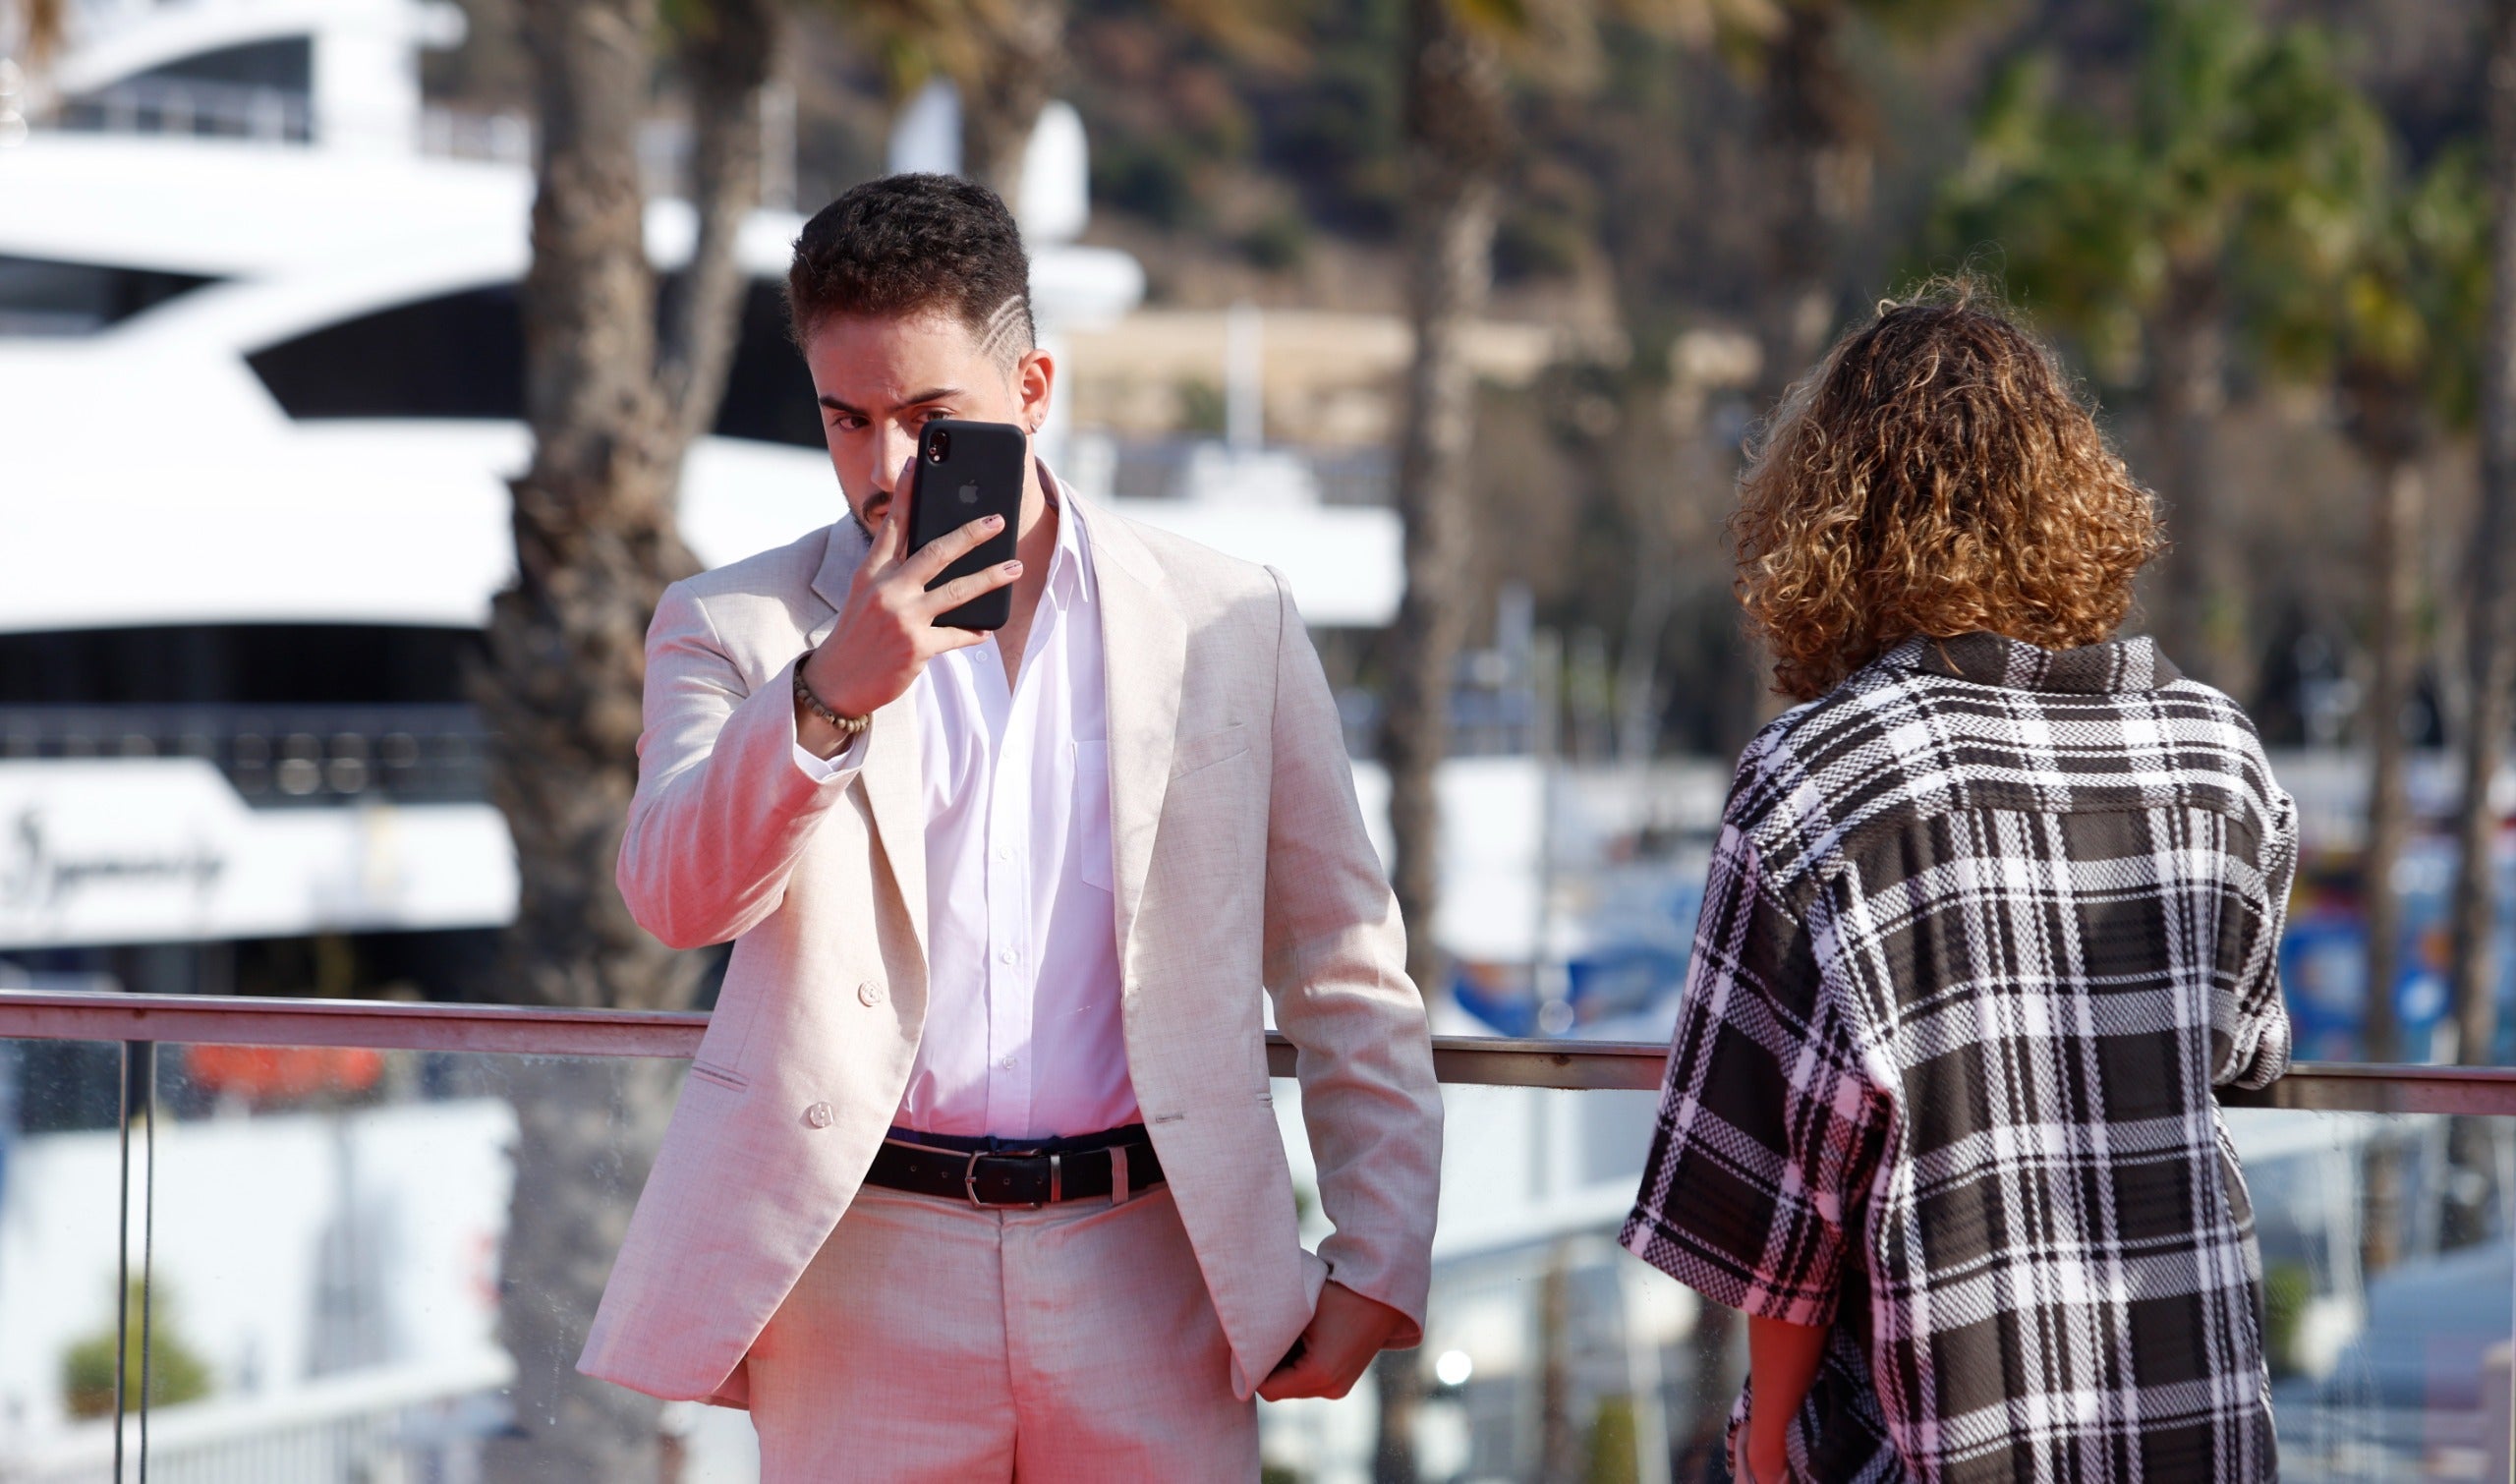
[1257,1281,1412,1401]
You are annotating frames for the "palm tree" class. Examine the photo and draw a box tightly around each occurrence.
[1376,5,1773,1473]
[481,0,777,1476]
[841,0,1067,203]
[2243,116,2484,1275]
[2449,0,2516,1086]
[1380,0,1513,1039]
[1,0,63,64]
[1937,0,2375,699]
[2275,149,2486,1069]
[1,0,65,124]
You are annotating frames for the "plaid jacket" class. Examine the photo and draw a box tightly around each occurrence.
[1622,632,2296,1483]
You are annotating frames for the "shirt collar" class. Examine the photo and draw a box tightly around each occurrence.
[1874,631,2181,695]
[1039,461,1093,613]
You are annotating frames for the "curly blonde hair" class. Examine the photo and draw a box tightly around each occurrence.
[1734,284,2164,702]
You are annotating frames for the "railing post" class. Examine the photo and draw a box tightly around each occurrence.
[113,1040,157,1484]
[2485,1341,2512,1484]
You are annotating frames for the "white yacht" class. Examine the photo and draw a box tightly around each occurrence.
[0,0,1399,964]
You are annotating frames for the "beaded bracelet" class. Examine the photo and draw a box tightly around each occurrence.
[793,651,871,736]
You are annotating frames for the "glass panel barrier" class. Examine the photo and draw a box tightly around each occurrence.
[1263,1081,1741,1484]
[0,1039,153,1484]
[2233,1109,2516,1482]
[0,1006,2511,1483]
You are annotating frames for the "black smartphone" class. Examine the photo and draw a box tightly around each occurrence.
[905,418,1027,631]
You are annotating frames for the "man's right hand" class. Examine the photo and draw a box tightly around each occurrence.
[796,486,1021,758]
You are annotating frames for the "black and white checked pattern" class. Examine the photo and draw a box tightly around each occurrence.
[1623,632,2296,1483]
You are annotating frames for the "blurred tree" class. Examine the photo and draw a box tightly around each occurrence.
[2279,146,2484,1071]
[1383,0,1779,1023]
[2251,116,2482,1274]
[839,0,1068,202]
[1,0,59,58]
[1937,0,2376,700]
[1378,6,1768,1459]
[1375,23,1501,1475]
[844,0,1286,216]
[61,1279,213,1418]
[0,0,65,123]
[479,0,777,1476]
[2450,0,2516,1083]
[1381,0,1510,1054]
[1742,0,1983,388]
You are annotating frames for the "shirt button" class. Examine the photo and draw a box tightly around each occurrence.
[857,981,884,1006]
[1000,948,1018,965]
[996,845,1012,861]
[1000,1056,1016,1070]
[804,1101,835,1129]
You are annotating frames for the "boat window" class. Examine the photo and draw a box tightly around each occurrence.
[247,285,528,421]
[708,278,827,449]
[0,255,218,336]
[0,625,482,706]
[246,278,824,448]
[135,37,313,92]
[56,38,314,142]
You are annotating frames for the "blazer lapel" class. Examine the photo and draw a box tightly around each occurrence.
[1076,497,1185,975]
[807,520,928,961]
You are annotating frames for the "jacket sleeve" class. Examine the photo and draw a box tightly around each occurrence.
[615,581,860,949]
[1258,567,1445,1344]
[2217,785,2299,1091]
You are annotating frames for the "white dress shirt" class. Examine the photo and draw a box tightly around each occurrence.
[793,475,1136,1139]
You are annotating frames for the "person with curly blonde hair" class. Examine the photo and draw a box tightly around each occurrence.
[1624,287,2297,1483]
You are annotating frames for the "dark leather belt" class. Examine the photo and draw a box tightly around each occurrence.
[866,1123,1165,1208]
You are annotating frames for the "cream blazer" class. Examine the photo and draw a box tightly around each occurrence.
[576,496,1443,1405]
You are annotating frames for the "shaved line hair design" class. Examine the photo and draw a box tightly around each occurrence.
[975,293,1035,371]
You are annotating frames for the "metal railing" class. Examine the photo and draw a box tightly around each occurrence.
[0,706,489,807]
[0,988,2506,1113]
[55,79,312,144]
[5,987,2515,1483]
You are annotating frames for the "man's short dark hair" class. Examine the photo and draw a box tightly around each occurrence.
[785,173,1035,368]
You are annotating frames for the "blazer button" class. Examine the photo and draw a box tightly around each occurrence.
[805,1101,835,1129]
[857,981,885,1006]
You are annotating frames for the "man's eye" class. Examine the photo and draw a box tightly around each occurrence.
[829,415,866,432]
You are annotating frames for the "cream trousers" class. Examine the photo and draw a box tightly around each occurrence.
[743,1180,1259,1482]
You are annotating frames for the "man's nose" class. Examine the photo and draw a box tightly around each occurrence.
[871,424,919,494]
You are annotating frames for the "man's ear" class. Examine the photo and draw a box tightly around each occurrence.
[1017,346,1056,434]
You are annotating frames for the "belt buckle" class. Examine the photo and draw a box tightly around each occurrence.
[965,1148,1048,1208]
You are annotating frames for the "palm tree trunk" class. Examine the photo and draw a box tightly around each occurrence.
[954,0,1064,208]
[664,0,779,448]
[2361,449,2423,1068]
[1535,1241,1581,1484]
[1382,0,1505,1005]
[2441,0,2516,1256]
[2148,275,2239,695]
[2451,0,2516,1075]
[2356,446,2423,1280]
[1756,0,1869,379]
[1734,0,1868,748]
[482,0,772,1473]
[1374,8,1506,1480]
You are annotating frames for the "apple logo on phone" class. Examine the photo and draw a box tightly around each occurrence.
[957,484,980,506]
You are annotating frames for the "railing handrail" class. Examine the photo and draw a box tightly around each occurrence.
[0,988,2503,1114]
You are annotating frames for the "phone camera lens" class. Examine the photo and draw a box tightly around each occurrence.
[926,429,951,463]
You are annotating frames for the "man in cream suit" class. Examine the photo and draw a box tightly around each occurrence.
[577,173,1443,1479]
